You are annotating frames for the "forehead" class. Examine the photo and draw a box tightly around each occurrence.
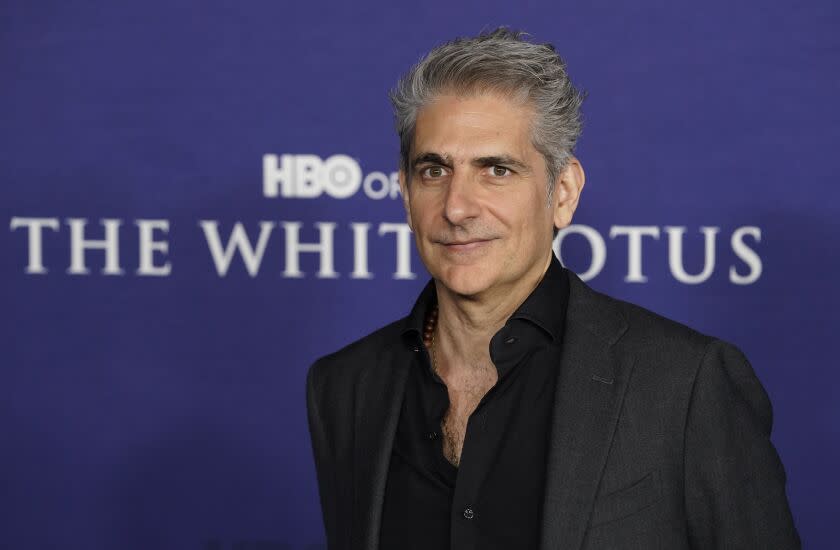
[412,92,538,160]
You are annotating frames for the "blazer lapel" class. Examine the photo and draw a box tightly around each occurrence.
[540,273,636,550]
[352,343,411,550]
[347,272,634,550]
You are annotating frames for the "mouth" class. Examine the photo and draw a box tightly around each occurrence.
[440,239,494,253]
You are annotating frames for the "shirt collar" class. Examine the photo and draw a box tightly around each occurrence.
[508,253,569,342]
[401,254,570,346]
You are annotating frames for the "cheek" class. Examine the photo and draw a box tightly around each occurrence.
[498,197,547,236]
[512,209,554,256]
[415,209,439,236]
[408,199,433,230]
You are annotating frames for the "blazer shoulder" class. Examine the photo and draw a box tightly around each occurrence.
[617,295,713,351]
[307,318,406,393]
[569,272,736,369]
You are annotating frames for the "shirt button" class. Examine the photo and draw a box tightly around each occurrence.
[504,336,517,345]
[463,507,474,519]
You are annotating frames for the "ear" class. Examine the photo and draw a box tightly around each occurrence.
[398,169,413,232]
[551,157,585,230]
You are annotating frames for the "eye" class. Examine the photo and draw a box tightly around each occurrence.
[491,165,511,177]
[421,166,446,178]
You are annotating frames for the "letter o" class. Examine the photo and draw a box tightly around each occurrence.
[553,224,606,281]
[322,155,362,199]
[363,172,390,200]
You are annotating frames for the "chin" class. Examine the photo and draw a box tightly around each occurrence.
[436,263,496,298]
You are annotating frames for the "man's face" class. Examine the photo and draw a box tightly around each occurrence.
[400,91,578,299]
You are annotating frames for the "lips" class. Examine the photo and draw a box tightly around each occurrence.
[441,239,493,252]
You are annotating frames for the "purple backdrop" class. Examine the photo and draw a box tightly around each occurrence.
[2,1,837,548]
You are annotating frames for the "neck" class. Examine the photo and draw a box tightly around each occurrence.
[432,253,553,375]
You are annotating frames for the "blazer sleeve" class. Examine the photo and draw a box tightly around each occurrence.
[306,359,339,549]
[683,339,801,549]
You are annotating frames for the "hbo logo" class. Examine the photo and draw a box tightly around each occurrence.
[263,154,400,200]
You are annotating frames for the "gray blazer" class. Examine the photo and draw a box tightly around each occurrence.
[306,270,800,549]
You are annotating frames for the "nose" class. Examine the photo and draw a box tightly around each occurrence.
[442,171,480,227]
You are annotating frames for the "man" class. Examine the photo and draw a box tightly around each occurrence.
[306,28,800,549]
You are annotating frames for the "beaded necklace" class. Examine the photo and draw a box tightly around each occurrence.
[422,305,439,373]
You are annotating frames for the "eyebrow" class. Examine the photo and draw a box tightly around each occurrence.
[411,152,530,172]
[473,155,530,172]
[411,152,452,170]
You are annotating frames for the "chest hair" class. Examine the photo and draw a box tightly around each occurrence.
[438,362,497,467]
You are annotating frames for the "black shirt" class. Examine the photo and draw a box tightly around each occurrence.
[379,256,570,550]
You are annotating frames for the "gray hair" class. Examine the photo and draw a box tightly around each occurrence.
[389,27,586,201]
